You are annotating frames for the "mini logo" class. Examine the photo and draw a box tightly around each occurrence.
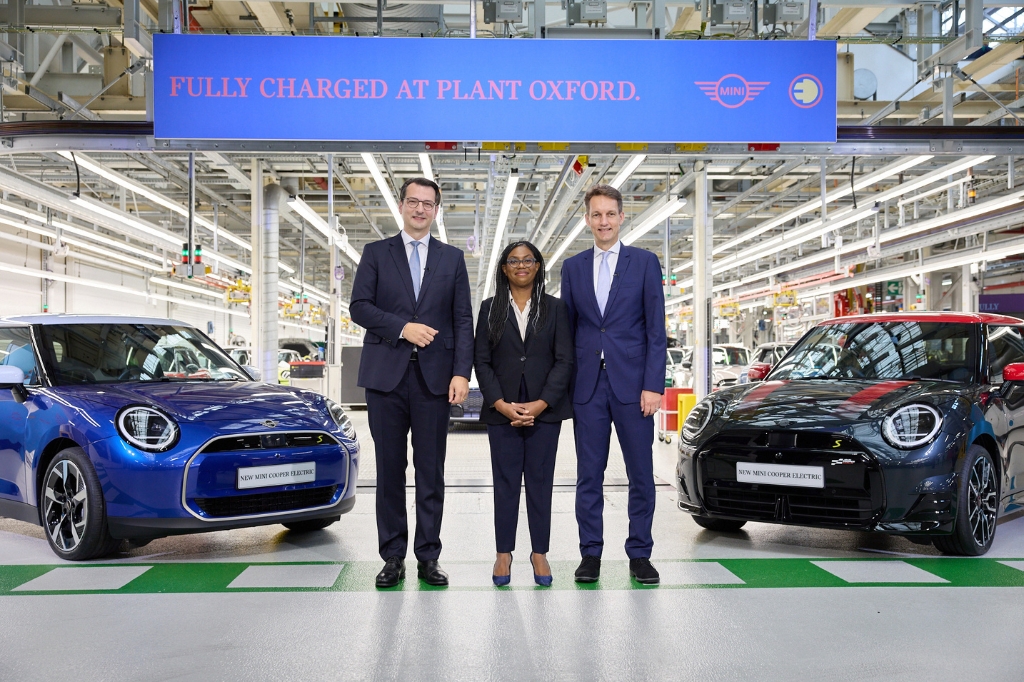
[790,74,823,108]
[831,458,856,466]
[262,419,278,428]
[695,74,769,109]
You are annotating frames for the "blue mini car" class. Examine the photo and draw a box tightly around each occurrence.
[0,315,359,560]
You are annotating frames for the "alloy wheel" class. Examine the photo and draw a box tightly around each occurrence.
[43,460,88,553]
[968,456,998,548]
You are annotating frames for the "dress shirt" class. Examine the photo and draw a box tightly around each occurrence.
[510,295,531,343]
[593,240,621,293]
[401,229,430,289]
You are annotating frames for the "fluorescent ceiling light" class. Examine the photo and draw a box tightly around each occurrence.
[608,155,646,189]
[70,194,181,249]
[59,151,251,252]
[278,261,295,274]
[287,196,330,238]
[546,156,646,273]
[419,153,433,181]
[483,171,520,299]
[622,197,687,246]
[361,153,403,229]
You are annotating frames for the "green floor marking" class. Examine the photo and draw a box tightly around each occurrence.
[3,559,1024,595]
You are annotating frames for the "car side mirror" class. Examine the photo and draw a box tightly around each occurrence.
[243,365,262,382]
[1004,363,1024,383]
[682,361,692,369]
[0,365,28,402]
[747,362,772,382]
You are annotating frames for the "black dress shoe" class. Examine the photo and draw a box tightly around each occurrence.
[574,555,601,583]
[629,558,660,585]
[375,556,405,588]
[417,560,449,586]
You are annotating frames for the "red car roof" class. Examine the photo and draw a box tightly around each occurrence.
[820,312,1024,325]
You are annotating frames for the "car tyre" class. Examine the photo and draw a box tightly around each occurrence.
[691,515,747,532]
[41,447,120,561]
[934,444,999,557]
[283,517,338,532]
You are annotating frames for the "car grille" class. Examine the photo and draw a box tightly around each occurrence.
[194,485,338,517]
[463,390,483,413]
[201,432,339,454]
[698,430,884,528]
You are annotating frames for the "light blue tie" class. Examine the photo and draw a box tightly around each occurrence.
[596,250,611,316]
[409,240,422,300]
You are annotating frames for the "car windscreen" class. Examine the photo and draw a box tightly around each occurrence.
[713,347,749,366]
[39,323,249,385]
[770,321,977,383]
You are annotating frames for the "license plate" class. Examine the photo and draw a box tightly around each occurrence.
[237,462,316,490]
[735,462,824,488]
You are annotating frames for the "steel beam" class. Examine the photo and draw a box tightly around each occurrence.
[0,5,122,28]
[692,160,711,400]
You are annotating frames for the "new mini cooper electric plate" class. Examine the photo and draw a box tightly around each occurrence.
[237,462,316,490]
[735,463,824,488]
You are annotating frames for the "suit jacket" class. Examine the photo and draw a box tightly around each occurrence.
[560,244,667,405]
[350,233,474,395]
[474,294,574,425]
[473,292,577,421]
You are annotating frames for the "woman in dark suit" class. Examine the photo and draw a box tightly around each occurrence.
[475,240,573,587]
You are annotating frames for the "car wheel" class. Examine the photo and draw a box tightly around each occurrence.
[691,515,747,532]
[41,447,120,561]
[283,517,338,532]
[934,445,999,556]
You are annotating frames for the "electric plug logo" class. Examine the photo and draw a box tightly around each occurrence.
[789,74,823,108]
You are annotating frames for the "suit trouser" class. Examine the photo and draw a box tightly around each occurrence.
[487,418,561,554]
[365,359,450,561]
[573,368,656,560]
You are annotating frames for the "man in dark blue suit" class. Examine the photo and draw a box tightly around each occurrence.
[350,177,473,588]
[561,184,667,585]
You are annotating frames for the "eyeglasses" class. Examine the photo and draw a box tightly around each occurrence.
[404,197,437,211]
[506,258,538,268]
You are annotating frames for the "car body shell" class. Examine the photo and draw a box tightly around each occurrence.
[672,345,750,391]
[0,315,359,540]
[676,312,1024,541]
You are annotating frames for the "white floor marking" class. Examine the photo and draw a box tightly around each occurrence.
[227,564,344,589]
[811,560,948,584]
[997,560,1024,573]
[442,562,548,588]
[657,561,745,586]
[13,566,152,592]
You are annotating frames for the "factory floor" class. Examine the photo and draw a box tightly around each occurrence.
[2,410,1023,681]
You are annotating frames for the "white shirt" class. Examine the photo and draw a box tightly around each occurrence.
[401,229,430,289]
[510,295,531,343]
[593,240,621,294]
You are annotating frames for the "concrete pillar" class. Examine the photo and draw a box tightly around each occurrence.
[327,153,339,366]
[693,161,712,400]
[250,159,263,376]
[961,263,974,312]
[260,184,287,384]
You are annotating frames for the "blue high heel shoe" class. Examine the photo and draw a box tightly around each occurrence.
[492,553,513,586]
[531,553,553,587]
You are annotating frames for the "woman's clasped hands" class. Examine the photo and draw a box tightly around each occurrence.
[494,399,548,427]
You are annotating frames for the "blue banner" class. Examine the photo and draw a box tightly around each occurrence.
[153,35,836,143]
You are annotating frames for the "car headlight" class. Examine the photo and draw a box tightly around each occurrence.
[681,399,714,442]
[116,405,179,452]
[326,399,357,441]
[882,403,942,449]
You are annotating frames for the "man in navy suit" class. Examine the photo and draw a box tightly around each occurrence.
[561,184,667,585]
[350,177,473,588]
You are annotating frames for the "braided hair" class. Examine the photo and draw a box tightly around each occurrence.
[487,240,546,347]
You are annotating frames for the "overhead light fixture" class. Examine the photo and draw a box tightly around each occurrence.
[361,152,403,229]
[278,261,295,274]
[58,151,251,251]
[622,196,687,246]
[287,195,359,265]
[546,155,646,272]
[69,193,181,249]
[287,196,330,238]
[419,152,447,244]
[483,170,520,299]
